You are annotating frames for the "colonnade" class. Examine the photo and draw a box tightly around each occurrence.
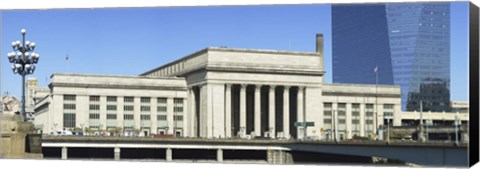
[188,83,307,139]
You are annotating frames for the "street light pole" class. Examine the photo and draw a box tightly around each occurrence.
[7,29,40,122]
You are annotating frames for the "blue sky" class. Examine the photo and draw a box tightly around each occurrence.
[0,2,469,102]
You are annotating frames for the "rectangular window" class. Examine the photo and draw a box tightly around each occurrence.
[384,104,394,109]
[89,104,100,110]
[174,107,183,113]
[124,114,134,120]
[157,106,167,112]
[323,119,332,124]
[63,104,76,110]
[383,104,394,119]
[352,111,360,116]
[337,103,346,118]
[366,104,374,111]
[124,97,134,103]
[141,115,151,120]
[89,96,100,102]
[174,98,183,113]
[174,115,183,121]
[106,126,117,131]
[107,114,117,120]
[107,105,117,111]
[89,126,99,130]
[141,97,151,103]
[89,113,100,119]
[124,105,134,111]
[141,106,151,112]
[157,115,167,121]
[174,98,183,104]
[63,95,76,101]
[107,96,117,102]
[323,103,332,117]
[352,103,360,111]
[157,97,167,104]
[63,113,76,128]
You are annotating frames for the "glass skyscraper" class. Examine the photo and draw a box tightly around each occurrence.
[332,2,451,111]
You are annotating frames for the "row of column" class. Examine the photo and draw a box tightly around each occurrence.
[61,146,288,163]
[224,84,305,139]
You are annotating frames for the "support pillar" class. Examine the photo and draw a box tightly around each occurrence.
[167,97,174,135]
[254,85,262,137]
[217,148,223,162]
[61,146,68,160]
[189,88,195,137]
[297,86,304,139]
[225,84,232,138]
[166,148,172,161]
[268,85,276,138]
[240,84,247,137]
[267,149,292,164]
[114,147,121,161]
[283,86,290,139]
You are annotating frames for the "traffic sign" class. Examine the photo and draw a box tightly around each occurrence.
[426,120,433,126]
[294,122,314,127]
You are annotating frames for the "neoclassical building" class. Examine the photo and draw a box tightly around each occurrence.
[33,34,403,140]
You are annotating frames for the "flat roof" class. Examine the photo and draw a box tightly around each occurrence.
[140,47,320,76]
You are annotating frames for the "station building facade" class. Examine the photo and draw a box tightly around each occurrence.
[33,34,403,140]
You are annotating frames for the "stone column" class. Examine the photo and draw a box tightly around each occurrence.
[254,85,262,137]
[166,148,172,161]
[240,84,247,137]
[217,148,223,162]
[190,87,197,137]
[114,147,121,161]
[61,146,68,160]
[283,86,290,139]
[183,97,188,137]
[268,85,276,138]
[225,84,232,138]
[297,86,304,139]
[346,103,352,139]
[167,97,174,135]
[360,103,365,137]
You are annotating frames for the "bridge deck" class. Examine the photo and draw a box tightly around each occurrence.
[42,136,467,148]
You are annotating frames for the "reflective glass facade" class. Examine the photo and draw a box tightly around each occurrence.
[332,4,394,85]
[332,2,451,111]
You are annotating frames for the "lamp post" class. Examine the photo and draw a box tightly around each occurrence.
[7,29,40,122]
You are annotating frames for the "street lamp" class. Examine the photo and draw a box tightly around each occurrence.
[8,29,40,122]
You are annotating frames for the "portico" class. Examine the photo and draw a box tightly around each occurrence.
[182,72,322,139]
[141,34,326,139]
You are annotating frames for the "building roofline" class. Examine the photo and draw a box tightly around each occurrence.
[140,47,320,76]
[324,83,400,88]
[50,73,185,80]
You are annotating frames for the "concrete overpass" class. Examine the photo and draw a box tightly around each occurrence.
[41,136,468,167]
